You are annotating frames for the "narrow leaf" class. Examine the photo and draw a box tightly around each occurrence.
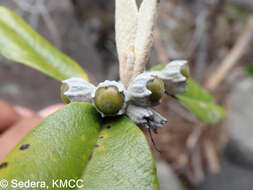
[180,79,213,102]
[134,0,158,76]
[177,95,225,125]
[177,79,225,124]
[0,7,88,81]
[115,0,138,82]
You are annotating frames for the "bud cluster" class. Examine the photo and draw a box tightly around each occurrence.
[61,60,189,131]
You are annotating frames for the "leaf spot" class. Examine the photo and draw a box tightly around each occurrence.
[106,125,111,129]
[0,162,8,169]
[20,144,30,150]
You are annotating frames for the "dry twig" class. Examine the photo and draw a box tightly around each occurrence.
[205,15,253,91]
[204,140,220,173]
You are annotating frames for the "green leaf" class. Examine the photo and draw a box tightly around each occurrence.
[177,95,225,124]
[246,65,253,77]
[82,117,159,190]
[179,79,213,102]
[0,7,88,81]
[177,79,225,124]
[149,64,166,71]
[0,103,159,190]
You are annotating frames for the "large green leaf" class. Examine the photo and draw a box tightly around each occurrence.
[81,117,159,190]
[0,103,159,190]
[177,79,225,124]
[0,7,88,81]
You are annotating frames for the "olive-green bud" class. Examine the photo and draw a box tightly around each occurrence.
[180,63,190,78]
[152,60,188,94]
[94,86,124,115]
[147,77,165,104]
[127,73,165,107]
[61,84,71,104]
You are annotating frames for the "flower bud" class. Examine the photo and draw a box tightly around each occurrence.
[127,73,165,107]
[180,63,190,78]
[152,60,188,95]
[62,77,95,103]
[93,81,127,117]
[147,77,165,104]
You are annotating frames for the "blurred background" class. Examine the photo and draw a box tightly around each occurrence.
[0,0,253,190]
